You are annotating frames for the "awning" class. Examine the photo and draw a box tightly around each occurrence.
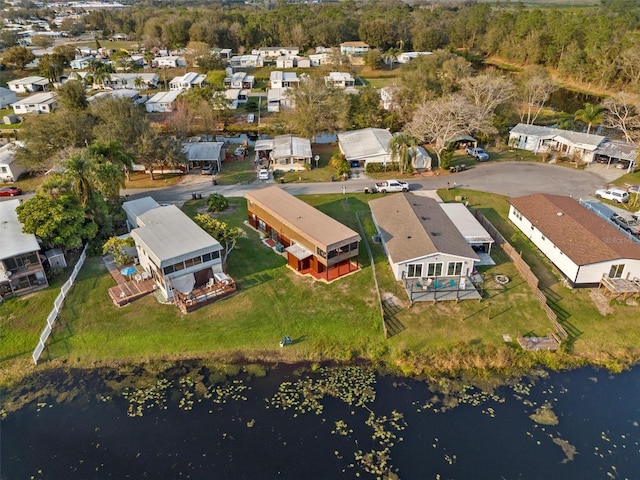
[285,244,313,260]
[214,272,231,283]
[254,139,274,151]
[172,273,195,294]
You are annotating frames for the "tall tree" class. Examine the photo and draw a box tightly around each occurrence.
[573,103,604,134]
[518,67,557,125]
[56,80,88,111]
[389,133,418,174]
[460,74,515,120]
[38,53,66,83]
[602,93,640,143]
[3,46,35,70]
[284,76,349,142]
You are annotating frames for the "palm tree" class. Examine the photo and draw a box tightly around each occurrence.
[63,154,95,208]
[389,133,418,175]
[574,103,604,134]
[133,75,145,89]
[86,140,134,184]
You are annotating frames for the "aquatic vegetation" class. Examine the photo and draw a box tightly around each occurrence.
[122,378,171,417]
[529,402,559,426]
[204,379,249,404]
[552,437,577,463]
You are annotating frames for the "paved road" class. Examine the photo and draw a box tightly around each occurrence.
[122,162,610,204]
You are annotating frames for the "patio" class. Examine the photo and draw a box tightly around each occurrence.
[173,274,237,313]
[404,276,482,303]
[104,255,156,307]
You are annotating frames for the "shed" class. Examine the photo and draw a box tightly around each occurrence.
[45,248,67,269]
[3,114,20,125]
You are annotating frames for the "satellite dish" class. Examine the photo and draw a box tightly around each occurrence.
[314,155,319,161]
[5,271,11,277]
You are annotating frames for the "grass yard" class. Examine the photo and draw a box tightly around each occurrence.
[124,171,184,189]
[3,190,640,386]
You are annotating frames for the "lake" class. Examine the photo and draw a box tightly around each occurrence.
[1,364,639,479]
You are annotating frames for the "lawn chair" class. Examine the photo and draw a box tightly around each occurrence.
[449,279,456,288]
[206,277,215,290]
[433,279,442,289]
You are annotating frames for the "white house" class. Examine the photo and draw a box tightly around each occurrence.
[130,203,224,301]
[253,46,299,58]
[379,85,399,111]
[267,87,294,112]
[270,71,299,89]
[325,72,356,89]
[0,87,17,109]
[309,53,332,67]
[508,123,607,164]
[88,88,140,104]
[145,90,181,113]
[340,41,369,57]
[122,196,162,230]
[223,89,249,109]
[154,55,186,68]
[169,72,207,91]
[108,73,159,89]
[338,128,393,166]
[397,51,433,63]
[275,55,299,69]
[0,143,26,182]
[509,193,640,287]
[12,92,57,114]
[369,194,479,283]
[7,76,49,93]
[70,56,95,69]
[223,71,255,90]
[228,54,263,68]
[258,135,312,172]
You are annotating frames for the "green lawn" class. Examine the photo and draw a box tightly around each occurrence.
[3,190,640,385]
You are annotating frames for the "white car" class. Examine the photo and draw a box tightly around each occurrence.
[258,169,269,180]
[595,188,629,203]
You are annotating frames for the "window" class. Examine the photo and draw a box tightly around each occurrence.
[0,167,6,173]
[317,247,327,258]
[427,262,443,277]
[407,263,423,278]
[609,264,625,278]
[447,262,463,276]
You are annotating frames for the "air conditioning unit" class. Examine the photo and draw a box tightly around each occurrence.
[372,234,381,243]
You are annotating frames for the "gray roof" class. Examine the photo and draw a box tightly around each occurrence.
[131,205,221,268]
[272,135,312,160]
[146,90,181,104]
[440,203,494,244]
[8,76,49,86]
[595,140,638,162]
[0,143,17,166]
[0,199,41,260]
[12,92,56,106]
[338,128,392,161]
[510,123,606,149]
[182,142,224,161]
[369,194,479,264]
[122,196,161,226]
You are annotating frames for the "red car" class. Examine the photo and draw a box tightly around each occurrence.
[0,186,22,197]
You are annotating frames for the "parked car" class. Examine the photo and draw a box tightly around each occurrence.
[350,160,360,168]
[370,180,409,193]
[595,188,629,203]
[449,164,466,173]
[466,147,490,162]
[247,114,255,123]
[611,213,640,235]
[201,164,214,175]
[0,186,22,196]
[234,147,247,156]
[258,168,269,180]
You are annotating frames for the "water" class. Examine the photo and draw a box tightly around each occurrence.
[2,365,639,479]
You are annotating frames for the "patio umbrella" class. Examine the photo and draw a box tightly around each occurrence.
[120,266,137,280]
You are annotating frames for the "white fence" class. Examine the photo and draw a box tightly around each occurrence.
[32,244,89,365]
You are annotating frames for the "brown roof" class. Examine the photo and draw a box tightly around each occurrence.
[509,194,640,265]
[369,193,478,264]
[245,186,360,249]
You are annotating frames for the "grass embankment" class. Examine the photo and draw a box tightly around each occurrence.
[3,191,640,389]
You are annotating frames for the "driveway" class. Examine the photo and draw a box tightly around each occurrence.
[123,161,610,204]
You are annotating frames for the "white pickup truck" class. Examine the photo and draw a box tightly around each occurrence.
[370,180,409,193]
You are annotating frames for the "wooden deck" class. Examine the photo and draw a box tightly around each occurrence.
[174,279,237,313]
[517,334,561,351]
[104,255,156,307]
[599,275,640,301]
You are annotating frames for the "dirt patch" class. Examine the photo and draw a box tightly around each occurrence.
[589,289,613,316]
[382,292,406,308]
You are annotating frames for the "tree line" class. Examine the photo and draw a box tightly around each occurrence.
[4,0,639,92]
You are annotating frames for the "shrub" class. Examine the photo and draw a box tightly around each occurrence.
[365,162,400,174]
[329,153,350,176]
[207,193,229,212]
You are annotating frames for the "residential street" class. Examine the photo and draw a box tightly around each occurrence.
[122,161,612,205]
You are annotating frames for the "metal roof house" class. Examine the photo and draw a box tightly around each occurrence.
[12,92,58,114]
[246,186,361,281]
[0,87,17,109]
[130,203,233,310]
[145,90,181,113]
[439,202,494,259]
[508,123,607,163]
[369,194,481,302]
[509,193,640,287]
[7,75,49,93]
[0,199,48,300]
[169,72,207,92]
[266,135,312,172]
[122,196,161,230]
[0,142,26,182]
[338,128,393,166]
[182,142,225,173]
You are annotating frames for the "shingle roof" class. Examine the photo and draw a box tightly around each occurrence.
[245,186,360,249]
[369,194,478,264]
[509,194,640,265]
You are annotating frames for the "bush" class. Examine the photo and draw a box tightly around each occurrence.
[329,153,350,176]
[365,162,400,174]
[207,193,229,212]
